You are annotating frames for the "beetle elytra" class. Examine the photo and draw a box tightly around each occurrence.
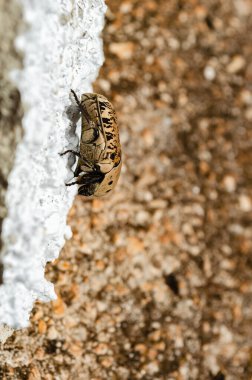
[60,90,122,197]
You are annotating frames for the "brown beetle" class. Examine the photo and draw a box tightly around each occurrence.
[60,90,122,197]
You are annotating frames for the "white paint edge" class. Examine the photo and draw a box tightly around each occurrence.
[0,0,106,334]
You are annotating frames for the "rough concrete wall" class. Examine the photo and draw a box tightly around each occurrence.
[0,0,23,283]
[0,0,24,344]
[0,0,106,331]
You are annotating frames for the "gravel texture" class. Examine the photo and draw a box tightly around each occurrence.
[1,0,252,379]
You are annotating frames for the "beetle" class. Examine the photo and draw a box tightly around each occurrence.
[60,90,122,197]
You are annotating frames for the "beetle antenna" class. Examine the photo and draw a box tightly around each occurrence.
[70,89,91,124]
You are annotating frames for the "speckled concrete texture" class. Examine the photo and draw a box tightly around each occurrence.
[1,0,252,379]
[0,0,23,283]
[0,0,106,330]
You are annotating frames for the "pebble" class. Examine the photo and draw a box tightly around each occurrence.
[239,194,252,212]
[38,320,47,334]
[227,55,246,73]
[47,326,58,340]
[109,42,135,60]
[204,65,216,81]
[223,175,236,192]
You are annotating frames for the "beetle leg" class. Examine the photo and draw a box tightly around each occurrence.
[65,180,79,187]
[65,171,104,188]
[71,89,82,107]
[71,89,91,125]
[65,174,97,187]
[82,128,99,144]
[59,149,81,157]
[59,150,93,168]
[78,171,105,185]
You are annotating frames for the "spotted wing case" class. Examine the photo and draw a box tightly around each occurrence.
[78,93,122,196]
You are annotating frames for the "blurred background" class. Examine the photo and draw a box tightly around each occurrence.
[1,0,252,379]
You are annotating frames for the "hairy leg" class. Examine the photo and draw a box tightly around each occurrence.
[65,171,104,187]
[65,180,79,187]
[59,149,81,158]
[71,89,91,124]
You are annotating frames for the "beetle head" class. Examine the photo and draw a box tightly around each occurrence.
[77,171,105,197]
[78,183,97,196]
